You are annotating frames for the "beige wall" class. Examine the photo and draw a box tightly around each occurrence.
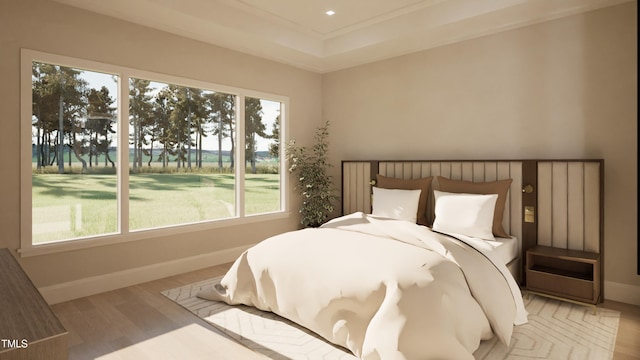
[0,0,322,288]
[324,3,638,290]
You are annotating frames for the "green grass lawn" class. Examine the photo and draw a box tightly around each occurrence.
[32,172,281,244]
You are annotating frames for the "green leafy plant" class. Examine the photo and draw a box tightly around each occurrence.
[286,120,338,228]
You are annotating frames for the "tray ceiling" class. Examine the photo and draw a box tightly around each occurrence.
[53,0,630,73]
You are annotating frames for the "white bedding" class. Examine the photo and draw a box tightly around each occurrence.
[491,236,519,265]
[198,212,527,359]
[451,234,519,265]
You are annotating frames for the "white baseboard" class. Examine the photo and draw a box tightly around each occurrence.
[604,280,640,306]
[39,245,251,304]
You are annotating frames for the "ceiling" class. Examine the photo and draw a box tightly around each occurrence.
[53,0,630,73]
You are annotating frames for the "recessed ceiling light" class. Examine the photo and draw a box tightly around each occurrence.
[325,10,335,16]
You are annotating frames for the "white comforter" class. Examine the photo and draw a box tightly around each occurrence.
[198,212,527,359]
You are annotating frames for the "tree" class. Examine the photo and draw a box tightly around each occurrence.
[206,92,235,171]
[268,114,280,159]
[32,62,53,169]
[86,86,116,167]
[245,97,267,174]
[152,89,174,168]
[32,62,88,173]
[184,88,207,169]
[129,79,154,171]
[166,85,194,169]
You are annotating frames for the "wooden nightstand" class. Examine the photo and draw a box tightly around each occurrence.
[525,245,601,309]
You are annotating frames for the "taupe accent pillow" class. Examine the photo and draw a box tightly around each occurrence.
[436,176,512,238]
[376,175,433,226]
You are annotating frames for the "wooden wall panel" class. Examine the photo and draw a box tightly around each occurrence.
[506,161,523,250]
[537,161,602,254]
[584,163,601,253]
[537,162,553,247]
[552,162,569,249]
[567,163,585,250]
[485,162,498,182]
[520,160,538,285]
[341,162,371,215]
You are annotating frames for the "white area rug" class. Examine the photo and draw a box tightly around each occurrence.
[162,278,620,360]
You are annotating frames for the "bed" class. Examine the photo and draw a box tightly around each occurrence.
[197,159,603,359]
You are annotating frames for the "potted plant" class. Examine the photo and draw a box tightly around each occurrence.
[286,120,338,228]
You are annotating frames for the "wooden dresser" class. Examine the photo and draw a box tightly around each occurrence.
[0,248,68,360]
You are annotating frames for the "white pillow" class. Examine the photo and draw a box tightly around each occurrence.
[371,187,422,223]
[432,190,498,240]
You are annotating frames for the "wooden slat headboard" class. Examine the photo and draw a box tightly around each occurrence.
[536,161,603,253]
[341,159,604,297]
[343,160,523,239]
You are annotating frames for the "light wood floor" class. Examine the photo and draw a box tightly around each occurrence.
[51,263,640,360]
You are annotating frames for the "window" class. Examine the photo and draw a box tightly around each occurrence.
[21,50,288,254]
[244,97,282,215]
[30,62,119,244]
[128,79,240,230]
